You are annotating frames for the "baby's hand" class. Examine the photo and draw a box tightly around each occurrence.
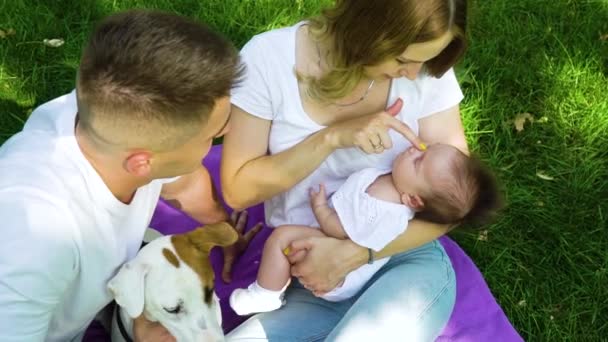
[309,184,328,209]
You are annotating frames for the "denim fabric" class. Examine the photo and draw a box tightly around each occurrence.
[227,240,456,342]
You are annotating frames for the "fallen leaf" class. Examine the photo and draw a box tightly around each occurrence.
[536,171,554,181]
[477,230,488,241]
[550,315,554,321]
[43,38,65,47]
[537,116,549,123]
[514,112,534,132]
[518,300,527,307]
[600,33,608,41]
[536,201,544,207]
[0,30,5,39]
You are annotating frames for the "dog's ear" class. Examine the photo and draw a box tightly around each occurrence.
[186,222,238,254]
[107,260,149,318]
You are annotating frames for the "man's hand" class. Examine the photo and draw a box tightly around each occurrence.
[132,315,175,342]
[287,236,367,294]
[221,210,263,283]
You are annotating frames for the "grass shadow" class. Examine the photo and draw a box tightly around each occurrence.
[452,0,608,339]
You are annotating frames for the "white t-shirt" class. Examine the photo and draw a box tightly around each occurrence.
[231,22,463,229]
[0,91,168,341]
[331,168,415,252]
[320,168,414,302]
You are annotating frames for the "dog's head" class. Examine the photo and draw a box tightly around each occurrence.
[108,223,237,342]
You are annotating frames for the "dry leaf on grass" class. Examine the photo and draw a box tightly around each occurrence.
[477,230,489,241]
[536,171,554,181]
[514,112,534,132]
[0,29,16,39]
[43,38,65,47]
[537,116,549,123]
[600,33,608,41]
[518,300,527,307]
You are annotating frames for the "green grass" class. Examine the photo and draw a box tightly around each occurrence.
[1,0,607,340]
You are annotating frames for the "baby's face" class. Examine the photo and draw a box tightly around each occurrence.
[391,144,458,195]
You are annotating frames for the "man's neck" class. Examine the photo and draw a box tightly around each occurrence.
[75,123,144,204]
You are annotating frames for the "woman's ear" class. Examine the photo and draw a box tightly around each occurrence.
[401,193,425,211]
[124,151,152,177]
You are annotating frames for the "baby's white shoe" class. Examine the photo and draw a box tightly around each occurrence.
[229,281,286,316]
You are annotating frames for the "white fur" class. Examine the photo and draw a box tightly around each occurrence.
[108,236,224,342]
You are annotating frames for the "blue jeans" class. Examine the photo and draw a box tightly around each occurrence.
[226,240,456,341]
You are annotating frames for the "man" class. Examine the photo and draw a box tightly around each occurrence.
[0,10,249,341]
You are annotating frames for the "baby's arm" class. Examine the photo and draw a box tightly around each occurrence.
[310,185,348,239]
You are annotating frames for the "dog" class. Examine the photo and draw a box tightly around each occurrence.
[108,223,238,342]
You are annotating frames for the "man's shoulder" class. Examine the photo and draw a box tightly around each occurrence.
[22,91,77,132]
[0,150,83,204]
[0,188,79,307]
[0,186,77,232]
[0,188,79,276]
[0,92,83,197]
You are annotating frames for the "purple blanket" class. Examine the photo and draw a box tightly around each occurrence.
[85,145,522,341]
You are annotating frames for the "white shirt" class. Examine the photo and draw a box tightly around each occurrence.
[320,169,414,302]
[0,91,168,341]
[331,168,415,252]
[231,22,464,229]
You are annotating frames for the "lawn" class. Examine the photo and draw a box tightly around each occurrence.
[1,0,607,340]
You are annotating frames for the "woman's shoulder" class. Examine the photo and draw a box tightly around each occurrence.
[242,21,304,51]
[390,68,462,115]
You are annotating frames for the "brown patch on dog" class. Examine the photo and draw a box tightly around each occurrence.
[162,248,180,268]
[171,223,238,304]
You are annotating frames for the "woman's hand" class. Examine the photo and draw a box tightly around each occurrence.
[286,236,367,294]
[327,98,426,154]
[133,315,176,342]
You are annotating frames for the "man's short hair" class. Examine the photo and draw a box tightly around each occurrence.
[76,10,243,151]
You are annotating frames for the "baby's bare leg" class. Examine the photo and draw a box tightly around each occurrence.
[258,225,326,290]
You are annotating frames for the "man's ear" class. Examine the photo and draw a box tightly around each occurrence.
[124,151,152,177]
[185,223,238,254]
[401,193,425,211]
[107,261,149,318]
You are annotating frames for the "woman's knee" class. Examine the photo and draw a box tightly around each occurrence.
[327,241,456,341]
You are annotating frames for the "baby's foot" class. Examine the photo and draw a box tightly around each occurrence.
[229,282,285,316]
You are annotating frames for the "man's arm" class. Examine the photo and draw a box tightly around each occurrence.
[160,165,262,283]
[0,195,77,341]
[161,165,228,224]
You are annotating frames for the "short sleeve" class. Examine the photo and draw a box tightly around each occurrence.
[359,201,414,251]
[231,36,274,120]
[0,191,78,341]
[331,169,413,251]
[418,68,464,119]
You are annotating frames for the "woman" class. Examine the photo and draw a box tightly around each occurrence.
[222,0,468,340]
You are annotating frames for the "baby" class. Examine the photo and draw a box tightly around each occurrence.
[230,143,501,315]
